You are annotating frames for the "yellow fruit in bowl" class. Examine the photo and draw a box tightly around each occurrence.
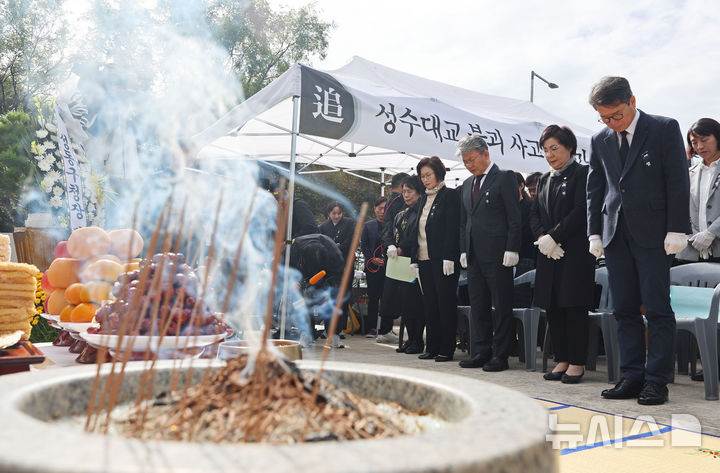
[81,259,124,283]
[59,304,75,322]
[70,303,98,323]
[108,229,144,260]
[46,288,69,315]
[64,283,84,305]
[66,226,111,259]
[46,258,83,288]
[79,281,113,303]
[86,253,122,265]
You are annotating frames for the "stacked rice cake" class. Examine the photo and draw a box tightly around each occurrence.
[0,262,40,339]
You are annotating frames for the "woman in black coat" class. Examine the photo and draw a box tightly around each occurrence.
[530,125,595,384]
[318,201,355,343]
[415,157,461,362]
[378,176,425,349]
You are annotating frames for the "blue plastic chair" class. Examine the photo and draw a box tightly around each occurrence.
[511,270,544,371]
[669,284,720,400]
[587,267,620,383]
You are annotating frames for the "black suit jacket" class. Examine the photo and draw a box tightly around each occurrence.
[587,110,690,248]
[460,164,521,264]
[530,162,595,309]
[319,216,355,260]
[417,186,460,262]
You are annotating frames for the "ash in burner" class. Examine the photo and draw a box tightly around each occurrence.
[111,353,441,443]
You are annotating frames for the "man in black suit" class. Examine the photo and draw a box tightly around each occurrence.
[586,77,690,405]
[457,134,521,371]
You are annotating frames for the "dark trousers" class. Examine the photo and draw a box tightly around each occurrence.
[365,268,385,333]
[379,276,402,334]
[547,306,589,365]
[402,281,425,349]
[604,214,675,385]
[467,256,514,361]
[419,259,459,357]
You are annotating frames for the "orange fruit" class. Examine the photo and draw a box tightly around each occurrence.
[79,280,113,303]
[59,304,75,322]
[64,283,84,305]
[108,229,144,260]
[80,259,124,283]
[66,226,111,259]
[46,288,69,315]
[86,253,122,265]
[70,303,98,323]
[46,258,83,288]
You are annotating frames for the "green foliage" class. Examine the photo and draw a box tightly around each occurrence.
[0,0,69,113]
[0,110,32,231]
[29,315,59,343]
[267,165,384,223]
[207,0,333,97]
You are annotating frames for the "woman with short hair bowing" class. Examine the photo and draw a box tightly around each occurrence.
[678,118,720,262]
[530,125,595,383]
[415,156,461,362]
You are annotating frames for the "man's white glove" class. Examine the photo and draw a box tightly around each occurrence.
[460,252,468,269]
[386,245,398,259]
[664,232,688,255]
[442,259,454,276]
[549,244,565,260]
[502,251,519,267]
[689,230,716,252]
[533,234,557,256]
[409,263,420,279]
[588,235,604,259]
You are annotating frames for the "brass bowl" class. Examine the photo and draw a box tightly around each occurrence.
[218,339,302,361]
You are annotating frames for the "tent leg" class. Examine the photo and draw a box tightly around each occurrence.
[280,95,300,340]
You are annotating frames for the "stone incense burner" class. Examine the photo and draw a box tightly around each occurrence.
[0,360,556,473]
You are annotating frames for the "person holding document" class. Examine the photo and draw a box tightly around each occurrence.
[415,157,460,362]
[379,176,425,352]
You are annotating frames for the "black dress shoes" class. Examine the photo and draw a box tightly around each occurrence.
[691,370,704,382]
[482,358,509,372]
[561,370,585,384]
[543,370,566,381]
[459,357,488,368]
[601,378,644,399]
[418,353,438,360]
[404,345,423,355]
[396,341,410,353]
[434,354,453,362]
[637,381,669,405]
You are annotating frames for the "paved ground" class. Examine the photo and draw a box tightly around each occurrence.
[302,331,720,437]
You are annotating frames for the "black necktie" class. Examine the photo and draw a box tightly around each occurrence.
[619,130,629,168]
[472,175,482,206]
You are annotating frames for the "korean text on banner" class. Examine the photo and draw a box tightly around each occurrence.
[54,106,87,230]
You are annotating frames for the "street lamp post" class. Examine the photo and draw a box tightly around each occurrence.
[530,71,559,102]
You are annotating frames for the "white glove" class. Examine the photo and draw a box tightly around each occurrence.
[502,251,519,267]
[533,234,557,256]
[699,248,712,260]
[664,232,688,255]
[689,230,716,252]
[589,235,604,259]
[386,245,398,259]
[409,263,420,279]
[460,252,468,269]
[549,244,565,260]
[442,259,454,276]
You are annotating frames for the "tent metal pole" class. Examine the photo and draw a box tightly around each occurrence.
[280,95,300,339]
[380,168,386,196]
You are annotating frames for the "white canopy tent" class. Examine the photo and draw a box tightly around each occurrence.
[192,56,595,188]
[191,56,596,337]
